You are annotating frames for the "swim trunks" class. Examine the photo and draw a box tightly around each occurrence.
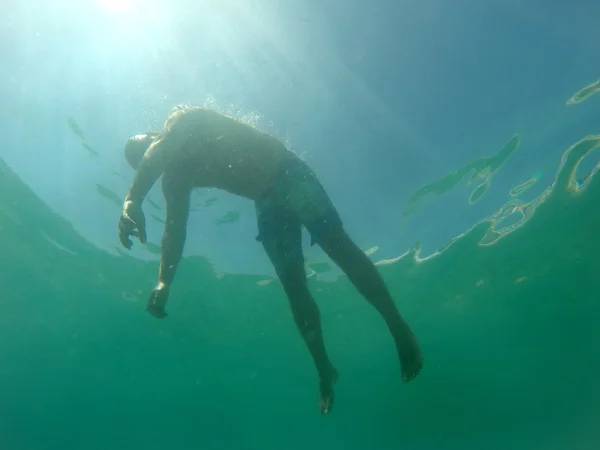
[255,152,343,246]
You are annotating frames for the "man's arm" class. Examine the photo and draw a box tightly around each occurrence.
[119,135,178,249]
[126,109,192,204]
[120,111,193,250]
[125,136,176,204]
[158,190,191,287]
[145,189,190,319]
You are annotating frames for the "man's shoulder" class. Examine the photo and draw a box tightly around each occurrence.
[167,104,204,116]
[166,105,202,124]
[160,105,204,136]
[163,104,277,142]
[165,105,227,129]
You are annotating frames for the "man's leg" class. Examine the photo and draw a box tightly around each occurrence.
[257,208,338,415]
[317,227,423,382]
[279,156,423,383]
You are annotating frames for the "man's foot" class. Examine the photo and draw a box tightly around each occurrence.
[146,304,168,319]
[319,366,339,415]
[397,332,423,383]
[146,284,169,319]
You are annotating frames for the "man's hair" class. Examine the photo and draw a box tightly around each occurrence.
[124,132,158,169]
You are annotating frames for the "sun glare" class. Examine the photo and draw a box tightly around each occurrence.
[92,0,164,42]
[95,0,137,14]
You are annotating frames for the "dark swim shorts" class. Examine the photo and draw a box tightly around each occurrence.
[255,153,343,246]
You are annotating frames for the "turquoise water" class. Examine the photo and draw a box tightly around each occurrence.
[2,1,600,449]
[3,134,600,449]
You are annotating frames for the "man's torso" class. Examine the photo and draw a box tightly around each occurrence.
[161,106,292,199]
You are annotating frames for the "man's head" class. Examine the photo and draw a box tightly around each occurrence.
[124,132,158,169]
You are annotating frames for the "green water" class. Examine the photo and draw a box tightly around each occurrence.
[1,133,599,450]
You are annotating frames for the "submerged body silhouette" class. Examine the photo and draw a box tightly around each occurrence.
[118,105,423,414]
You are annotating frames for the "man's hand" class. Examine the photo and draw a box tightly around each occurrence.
[147,282,169,319]
[118,200,147,249]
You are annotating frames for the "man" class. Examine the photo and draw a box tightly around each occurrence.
[118,105,423,415]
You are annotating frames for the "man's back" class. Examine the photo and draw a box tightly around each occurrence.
[162,106,290,199]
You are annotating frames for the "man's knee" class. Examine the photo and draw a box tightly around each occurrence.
[301,327,320,343]
[292,300,321,340]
